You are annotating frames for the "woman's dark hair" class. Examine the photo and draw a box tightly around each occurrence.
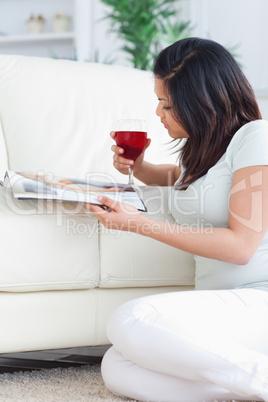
[153,37,262,189]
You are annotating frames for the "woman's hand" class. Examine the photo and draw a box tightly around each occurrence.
[85,195,145,232]
[110,131,151,176]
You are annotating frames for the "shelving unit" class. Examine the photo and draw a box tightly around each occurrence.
[0,0,93,61]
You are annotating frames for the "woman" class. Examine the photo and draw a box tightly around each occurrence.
[86,38,268,401]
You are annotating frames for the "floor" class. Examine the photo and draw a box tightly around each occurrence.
[0,346,110,373]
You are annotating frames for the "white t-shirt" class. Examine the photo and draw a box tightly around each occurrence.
[170,120,268,291]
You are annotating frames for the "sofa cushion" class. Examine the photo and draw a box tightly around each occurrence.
[0,187,100,292]
[99,186,195,288]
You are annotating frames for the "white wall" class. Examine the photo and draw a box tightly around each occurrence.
[204,0,268,94]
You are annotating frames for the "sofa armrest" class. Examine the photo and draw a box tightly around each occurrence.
[99,186,195,288]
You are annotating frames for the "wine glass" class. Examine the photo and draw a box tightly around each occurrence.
[114,119,147,185]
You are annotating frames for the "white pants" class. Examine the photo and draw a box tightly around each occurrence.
[101,289,268,402]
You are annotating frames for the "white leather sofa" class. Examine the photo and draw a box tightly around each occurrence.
[0,55,195,354]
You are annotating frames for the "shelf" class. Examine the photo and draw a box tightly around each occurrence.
[0,32,75,44]
[0,0,93,60]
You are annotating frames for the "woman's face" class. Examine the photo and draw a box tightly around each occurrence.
[154,78,189,139]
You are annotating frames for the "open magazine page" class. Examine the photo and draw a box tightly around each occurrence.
[4,171,147,212]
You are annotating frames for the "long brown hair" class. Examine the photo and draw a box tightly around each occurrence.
[153,37,262,189]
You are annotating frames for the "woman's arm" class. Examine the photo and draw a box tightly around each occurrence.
[134,161,181,186]
[87,165,268,265]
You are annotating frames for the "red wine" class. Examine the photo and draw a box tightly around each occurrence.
[115,131,147,160]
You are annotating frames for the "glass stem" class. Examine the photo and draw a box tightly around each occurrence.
[128,166,134,185]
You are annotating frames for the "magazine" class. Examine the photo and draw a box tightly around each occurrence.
[4,171,147,212]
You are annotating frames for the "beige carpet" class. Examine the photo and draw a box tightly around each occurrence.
[0,364,256,402]
[0,365,132,402]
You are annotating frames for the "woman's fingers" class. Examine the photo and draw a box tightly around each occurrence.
[83,197,116,224]
[111,144,124,155]
[112,145,134,170]
[84,195,142,233]
[87,196,117,213]
[96,195,117,209]
[114,157,133,168]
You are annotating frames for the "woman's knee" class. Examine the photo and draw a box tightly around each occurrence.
[101,347,121,396]
[101,346,139,399]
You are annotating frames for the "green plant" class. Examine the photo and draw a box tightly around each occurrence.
[100,0,193,70]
